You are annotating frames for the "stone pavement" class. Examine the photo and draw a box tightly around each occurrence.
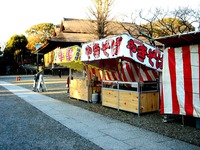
[0,81,200,150]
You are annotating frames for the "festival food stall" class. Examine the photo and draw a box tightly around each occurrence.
[81,33,163,115]
[155,31,200,126]
[53,45,101,102]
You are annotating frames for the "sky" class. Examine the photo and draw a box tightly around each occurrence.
[0,0,199,44]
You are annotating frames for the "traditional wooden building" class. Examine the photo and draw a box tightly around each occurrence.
[36,18,136,71]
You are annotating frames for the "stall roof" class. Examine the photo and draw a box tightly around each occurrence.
[33,40,81,54]
[154,31,200,48]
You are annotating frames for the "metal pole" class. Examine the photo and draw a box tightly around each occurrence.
[86,65,91,102]
[37,52,39,71]
[138,64,141,116]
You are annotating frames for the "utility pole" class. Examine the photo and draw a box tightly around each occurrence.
[35,43,42,72]
[37,52,39,71]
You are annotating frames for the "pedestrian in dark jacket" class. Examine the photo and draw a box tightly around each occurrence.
[58,70,61,78]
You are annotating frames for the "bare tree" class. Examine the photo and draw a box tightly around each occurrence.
[87,0,115,39]
[120,7,199,46]
[152,7,197,36]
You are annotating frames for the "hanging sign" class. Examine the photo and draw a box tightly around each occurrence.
[53,45,84,71]
[54,45,81,63]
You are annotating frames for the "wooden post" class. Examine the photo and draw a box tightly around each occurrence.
[158,72,161,113]
[117,81,120,111]
[118,58,121,111]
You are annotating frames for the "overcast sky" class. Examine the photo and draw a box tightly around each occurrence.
[0,0,199,43]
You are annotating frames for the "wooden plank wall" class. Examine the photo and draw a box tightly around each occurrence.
[102,88,159,114]
[102,89,118,109]
[140,92,159,113]
[70,79,91,101]
[119,91,138,113]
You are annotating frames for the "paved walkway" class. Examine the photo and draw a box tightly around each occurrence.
[1,81,200,150]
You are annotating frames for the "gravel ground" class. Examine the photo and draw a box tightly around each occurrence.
[0,86,103,150]
[4,75,200,147]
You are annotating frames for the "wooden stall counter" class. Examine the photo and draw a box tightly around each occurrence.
[102,81,159,115]
[70,78,102,102]
[70,78,90,101]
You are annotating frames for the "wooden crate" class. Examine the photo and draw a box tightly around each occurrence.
[140,92,159,113]
[119,91,139,113]
[102,89,118,109]
[70,79,92,101]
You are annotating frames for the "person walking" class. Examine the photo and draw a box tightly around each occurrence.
[58,70,61,78]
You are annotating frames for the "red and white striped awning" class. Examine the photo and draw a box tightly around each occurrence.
[160,44,200,118]
[86,60,158,82]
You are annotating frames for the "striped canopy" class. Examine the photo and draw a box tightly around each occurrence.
[86,60,158,82]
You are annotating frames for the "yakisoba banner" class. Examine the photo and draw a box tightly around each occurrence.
[81,34,163,72]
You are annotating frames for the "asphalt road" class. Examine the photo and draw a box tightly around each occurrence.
[0,75,102,150]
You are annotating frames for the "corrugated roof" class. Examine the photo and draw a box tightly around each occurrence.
[154,31,200,48]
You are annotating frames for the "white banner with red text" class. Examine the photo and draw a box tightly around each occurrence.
[81,34,163,72]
